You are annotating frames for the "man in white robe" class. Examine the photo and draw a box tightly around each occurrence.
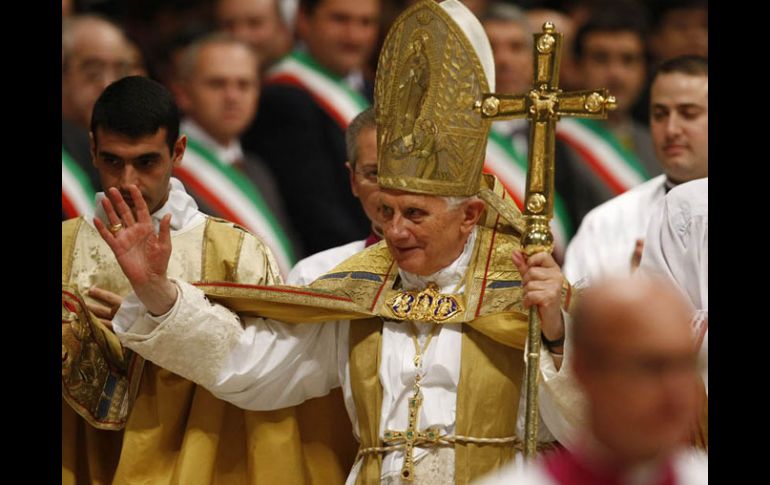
[563,55,708,285]
[474,276,708,485]
[640,177,708,394]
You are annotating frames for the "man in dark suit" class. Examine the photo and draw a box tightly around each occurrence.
[172,32,301,277]
[242,0,381,257]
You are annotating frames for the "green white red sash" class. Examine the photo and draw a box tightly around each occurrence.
[173,138,295,277]
[483,130,573,256]
[62,147,96,219]
[556,118,650,195]
[267,50,370,129]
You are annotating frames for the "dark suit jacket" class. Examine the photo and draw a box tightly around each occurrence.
[242,83,371,257]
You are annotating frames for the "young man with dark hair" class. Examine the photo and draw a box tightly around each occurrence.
[557,2,661,199]
[564,56,707,285]
[63,76,352,485]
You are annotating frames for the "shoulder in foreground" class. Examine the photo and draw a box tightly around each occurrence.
[580,174,668,222]
[673,448,708,485]
[203,216,273,254]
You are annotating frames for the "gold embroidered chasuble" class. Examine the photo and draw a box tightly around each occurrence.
[196,214,561,483]
[62,216,357,485]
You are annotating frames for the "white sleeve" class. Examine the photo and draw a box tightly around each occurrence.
[562,217,596,286]
[640,179,708,311]
[536,309,587,449]
[113,278,341,410]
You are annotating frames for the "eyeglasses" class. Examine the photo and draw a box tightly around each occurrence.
[66,58,134,84]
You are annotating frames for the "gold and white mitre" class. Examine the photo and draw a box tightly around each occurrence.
[375,0,497,197]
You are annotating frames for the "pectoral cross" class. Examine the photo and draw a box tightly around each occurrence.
[476,22,616,459]
[383,371,442,481]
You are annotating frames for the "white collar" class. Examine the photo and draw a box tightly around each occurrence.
[397,226,477,294]
[93,177,202,233]
[181,118,244,166]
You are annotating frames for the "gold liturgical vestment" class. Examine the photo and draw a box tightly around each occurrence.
[62,214,357,485]
[192,183,570,484]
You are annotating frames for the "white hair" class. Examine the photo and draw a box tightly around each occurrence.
[441,195,479,210]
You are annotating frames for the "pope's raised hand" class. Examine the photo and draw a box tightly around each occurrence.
[93,185,178,315]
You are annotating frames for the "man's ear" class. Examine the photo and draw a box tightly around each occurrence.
[172,135,187,168]
[459,198,486,234]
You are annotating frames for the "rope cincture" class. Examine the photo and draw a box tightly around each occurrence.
[356,434,560,461]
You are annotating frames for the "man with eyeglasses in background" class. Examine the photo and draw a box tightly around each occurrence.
[62,15,135,220]
[288,107,382,285]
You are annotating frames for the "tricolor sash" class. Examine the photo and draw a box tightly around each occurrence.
[62,147,96,219]
[483,131,573,256]
[267,50,370,129]
[174,138,295,277]
[556,118,650,195]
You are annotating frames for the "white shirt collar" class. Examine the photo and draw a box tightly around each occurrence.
[344,69,365,93]
[180,118,244,166]
[397,226,477,294]
[93,177,202,233]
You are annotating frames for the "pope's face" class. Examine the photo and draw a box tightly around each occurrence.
[379,190,482,275]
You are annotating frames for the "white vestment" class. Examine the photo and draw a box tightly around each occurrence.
[640,178,708,392]
[288,239,366,285]
[563,175,667,285]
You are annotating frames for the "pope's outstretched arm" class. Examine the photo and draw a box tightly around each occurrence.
[93,185,340,410]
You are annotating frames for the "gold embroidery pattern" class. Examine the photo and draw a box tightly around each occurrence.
[385,282,464,323]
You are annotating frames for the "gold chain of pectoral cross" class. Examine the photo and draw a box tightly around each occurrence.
[382,320,442,481]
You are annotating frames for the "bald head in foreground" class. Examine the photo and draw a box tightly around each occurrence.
[477,275,707,484]
[572,276,703,467]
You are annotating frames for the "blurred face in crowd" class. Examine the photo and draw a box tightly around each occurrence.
[347,126,382,227]
[650,8,708,62]
[91,127,185,215]
[216,0,291,67]
[62,18,133,128]
[178,42,259,145]
[650,72,708,183]
[380,190,484,275]
[458,0,488,16]
[484,19,532,94]
[578,31,646,116]
[297,0,380,77]
[574,278,702,466]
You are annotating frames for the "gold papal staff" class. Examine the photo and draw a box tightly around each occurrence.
[477,22,616,459]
